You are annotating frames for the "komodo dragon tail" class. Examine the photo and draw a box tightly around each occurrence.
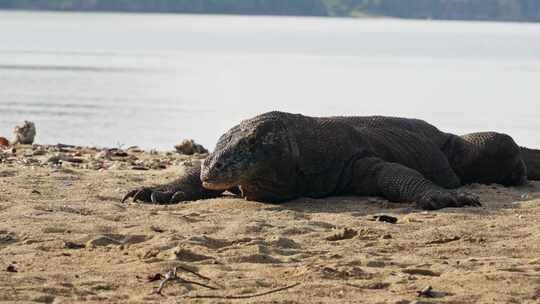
[520,147,540,180]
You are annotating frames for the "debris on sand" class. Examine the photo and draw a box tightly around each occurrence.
[0,137,9,147]
[94,149,112,160]
[372,215,398,224]
[174,139,208,155]
[326,228,358,241]
[426,236,461,245]
[6,264,18,273]
[13,121,36,145]
[417,285,435,297]
[63,241,86,250]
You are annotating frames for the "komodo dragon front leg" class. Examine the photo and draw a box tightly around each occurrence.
[122,166,228,204]
[351,157,481,210]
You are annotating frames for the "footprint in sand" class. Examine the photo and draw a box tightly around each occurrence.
[170,246,214,262]
[267,236,301,249]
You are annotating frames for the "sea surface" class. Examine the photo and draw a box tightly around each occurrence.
[1,11,539,150]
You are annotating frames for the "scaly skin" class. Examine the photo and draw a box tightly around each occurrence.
[518,147,540,181]
[331,116,531,185]
[123,111,502,210]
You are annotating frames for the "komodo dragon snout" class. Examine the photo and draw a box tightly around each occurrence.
[201,117,291,191]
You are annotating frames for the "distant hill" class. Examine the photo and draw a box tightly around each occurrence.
[325,0,540,22]
[0,0,329,16]
[1,0,539,22]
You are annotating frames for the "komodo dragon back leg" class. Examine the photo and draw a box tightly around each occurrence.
[351,157,481,210]
[520,147,540,181]
[122,165,227,204]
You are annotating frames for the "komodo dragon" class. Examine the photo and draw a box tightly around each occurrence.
[123,111,539,210]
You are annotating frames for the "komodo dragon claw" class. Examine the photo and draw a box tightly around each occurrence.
[122,187,153,203]
[150,191,187,204]
[122,187,187,204]
[417,190,481,210]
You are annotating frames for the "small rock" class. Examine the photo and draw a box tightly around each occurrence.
[174,139,208,155]
[6,264,17,273]
[150,226,165,233]
[403,268,441,277]
[381,234,392,239]
[373,215,398,224]
[31,190,41,195]
[417,285,435,297]
[13,121,36,145]
[147,273,163,282]
[64,241,86,249]
[131,166,149,171]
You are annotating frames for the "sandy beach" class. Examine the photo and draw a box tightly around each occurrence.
[1,144,539,303]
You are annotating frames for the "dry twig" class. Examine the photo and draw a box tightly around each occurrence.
[186,282,301,299]
[156,267,218,295]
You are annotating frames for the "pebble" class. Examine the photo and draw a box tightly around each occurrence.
[64,241,86,249]
[6,264,17,273]
[417,285,434,297]
[13,121,36,145]
[174,139,208,155]
[373,215,398,224]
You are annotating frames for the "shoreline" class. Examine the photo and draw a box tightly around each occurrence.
[1,9,539,24]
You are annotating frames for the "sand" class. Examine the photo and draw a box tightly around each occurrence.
[1,144,539,303]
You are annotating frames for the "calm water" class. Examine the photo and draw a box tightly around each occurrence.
[1,11,539,150]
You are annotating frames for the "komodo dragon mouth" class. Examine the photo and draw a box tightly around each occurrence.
[201,179,236,191]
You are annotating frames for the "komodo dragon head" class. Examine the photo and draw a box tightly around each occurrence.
[200,113,296,196]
